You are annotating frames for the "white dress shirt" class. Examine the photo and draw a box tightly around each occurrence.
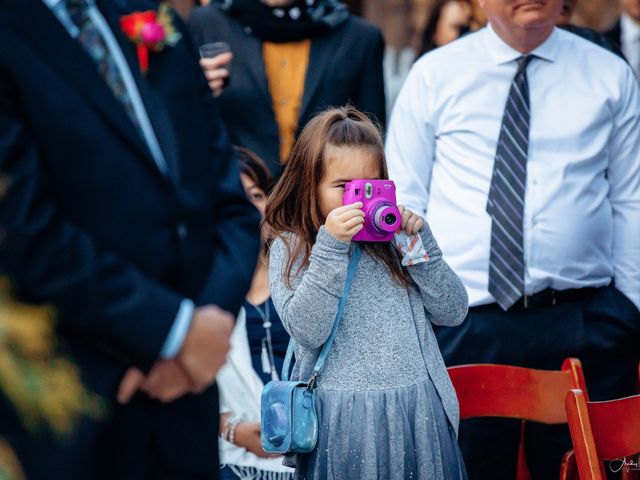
[386,25,640,309]
[42,0,194,356]
[621,13,640,80]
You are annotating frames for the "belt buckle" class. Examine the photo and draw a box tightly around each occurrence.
[524,294,530,309]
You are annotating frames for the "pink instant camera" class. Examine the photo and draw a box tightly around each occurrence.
[343,179,402,242]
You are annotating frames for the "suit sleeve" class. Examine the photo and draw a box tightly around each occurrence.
[187,6,223,47]
[0,68,180,373]
[194,113,261,316]
[178,14,261,315]
[355,26,387,131]
[187,6,208,46]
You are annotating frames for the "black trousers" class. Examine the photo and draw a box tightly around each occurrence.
[434,285,640,480]
[2,389,219,480]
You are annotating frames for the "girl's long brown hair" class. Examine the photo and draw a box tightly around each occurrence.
[265,106,411,288]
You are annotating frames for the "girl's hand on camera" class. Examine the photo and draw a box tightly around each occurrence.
[325,203,365,242]
[398,206,424,235]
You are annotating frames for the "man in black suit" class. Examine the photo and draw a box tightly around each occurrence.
[0,0,259,479]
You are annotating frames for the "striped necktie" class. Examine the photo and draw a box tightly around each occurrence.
[486,55,534,311]
[64,0,142,135]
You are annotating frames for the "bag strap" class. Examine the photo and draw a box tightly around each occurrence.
[281,245,362,384]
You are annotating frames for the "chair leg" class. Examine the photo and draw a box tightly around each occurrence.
[517,420,532,480]
[560,450,578,480]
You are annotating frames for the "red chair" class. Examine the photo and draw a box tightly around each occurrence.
[448,358,587,480]
[565,389,640,480]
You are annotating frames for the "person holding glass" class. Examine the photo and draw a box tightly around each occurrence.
[189,0,386,176]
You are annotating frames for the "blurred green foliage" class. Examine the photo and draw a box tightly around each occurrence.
[0,278,104,479]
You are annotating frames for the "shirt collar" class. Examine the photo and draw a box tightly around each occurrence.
[621,13,640,41]
[484,22,560,65]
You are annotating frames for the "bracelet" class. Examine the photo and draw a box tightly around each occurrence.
[228,418,241,445]
[223,416,242,445]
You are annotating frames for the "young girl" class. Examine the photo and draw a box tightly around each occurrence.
[265,107,469,479]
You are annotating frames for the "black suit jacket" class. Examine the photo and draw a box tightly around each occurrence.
[188,5,386,175]
[0,0,259,478]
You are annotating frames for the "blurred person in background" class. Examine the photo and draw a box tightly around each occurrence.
[469,0,488,28]
[418,0,474,57]
[216,147,293,480]
[386,0,478,114]
[188,0,386,176]
[386,0,640,477]
[557,0,624,57]
[606,0,640,79]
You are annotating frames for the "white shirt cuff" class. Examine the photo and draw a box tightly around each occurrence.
[160,298,194,359]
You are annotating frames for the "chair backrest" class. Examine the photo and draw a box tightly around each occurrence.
[448,358,587,424]
[566,389,640,480]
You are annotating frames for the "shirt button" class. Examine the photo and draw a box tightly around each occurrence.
[280,60,288,68]
[279,99,288,106]
[532,179,538,186]
[177,223,188,240]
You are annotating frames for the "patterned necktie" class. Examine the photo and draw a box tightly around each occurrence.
[486,55,534,311]
[64,0,141,134]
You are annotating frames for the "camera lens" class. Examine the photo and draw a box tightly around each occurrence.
[373,205,401,234]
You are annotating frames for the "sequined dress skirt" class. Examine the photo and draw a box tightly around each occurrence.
[289,375,468,480]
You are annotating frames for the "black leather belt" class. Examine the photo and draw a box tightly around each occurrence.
[511,285,608,310]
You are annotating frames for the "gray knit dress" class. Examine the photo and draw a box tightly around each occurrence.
[269,224,469,480]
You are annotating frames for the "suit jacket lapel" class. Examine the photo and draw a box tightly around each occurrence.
[99,0,182,180]
[7,0,166,178]
[299,33,336,123]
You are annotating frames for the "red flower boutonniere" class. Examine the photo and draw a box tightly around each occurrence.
[120,3,182,74]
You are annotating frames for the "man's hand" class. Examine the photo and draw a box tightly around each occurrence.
[199,52,232,97]
[117,360,193,404]
[117,367,146,404]
[141,359,193,403]
[117,304,233,404]
[177,305,234,392]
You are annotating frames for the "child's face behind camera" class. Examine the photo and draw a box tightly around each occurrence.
[317,146,381,220]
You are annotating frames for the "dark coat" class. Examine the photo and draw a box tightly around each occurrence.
[0,0,259,478]
[561,23,625,59]
[189,5,386,175]
[604,18,623,55]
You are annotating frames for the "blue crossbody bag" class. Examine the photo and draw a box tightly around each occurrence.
[260,246,362,454]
